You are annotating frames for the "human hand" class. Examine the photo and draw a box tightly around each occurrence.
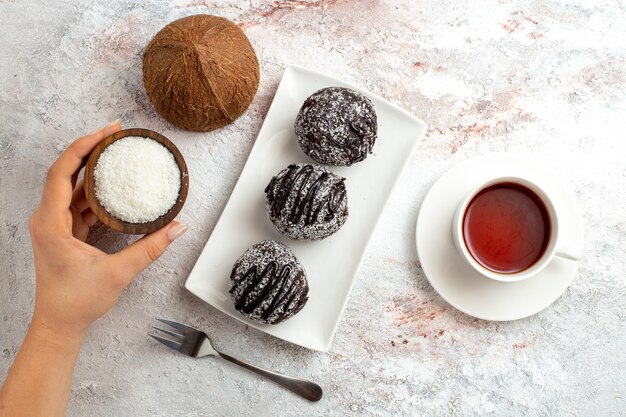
[28,121,188,341]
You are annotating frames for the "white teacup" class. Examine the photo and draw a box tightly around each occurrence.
[452,176,581,282]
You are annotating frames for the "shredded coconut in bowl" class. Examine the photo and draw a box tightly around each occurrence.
[93,136,181,223]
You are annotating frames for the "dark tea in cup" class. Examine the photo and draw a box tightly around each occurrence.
[462,182,551,274]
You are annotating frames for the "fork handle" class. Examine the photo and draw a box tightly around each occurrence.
[217,352,323,402]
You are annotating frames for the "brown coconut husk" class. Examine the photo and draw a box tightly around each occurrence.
[143,15,260,132]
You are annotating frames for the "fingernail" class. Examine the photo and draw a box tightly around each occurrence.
[167,222,188,242]
[87,128,101,135]
[105,119,121,129]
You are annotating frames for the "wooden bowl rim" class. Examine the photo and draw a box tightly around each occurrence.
[84,128,189,235]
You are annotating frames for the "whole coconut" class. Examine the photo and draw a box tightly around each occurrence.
[143,15,260,132]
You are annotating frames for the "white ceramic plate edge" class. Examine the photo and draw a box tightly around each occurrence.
[287,66,428,349]
[183,65,301,339]
[185,65,427,351]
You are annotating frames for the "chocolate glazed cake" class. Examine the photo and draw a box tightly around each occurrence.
[295,87,377,166]
[229,240,309,325]
[265,163,348,240]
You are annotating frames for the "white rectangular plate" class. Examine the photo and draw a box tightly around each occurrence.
[185,65,427,351]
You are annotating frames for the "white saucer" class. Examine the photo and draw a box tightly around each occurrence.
[416,154,583,321]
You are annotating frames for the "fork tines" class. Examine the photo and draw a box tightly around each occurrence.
[148,318,192,352]
[155,318,191,332]
[148,333,181,351]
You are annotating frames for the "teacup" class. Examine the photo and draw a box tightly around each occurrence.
[452,176,580,282]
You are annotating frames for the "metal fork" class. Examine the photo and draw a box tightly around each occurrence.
[148,318,323,402]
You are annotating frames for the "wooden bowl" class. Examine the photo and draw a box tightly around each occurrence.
[84,128,189,235]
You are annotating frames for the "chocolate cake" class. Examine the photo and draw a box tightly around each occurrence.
[295,87,377,166]
[229,240,308,325]
[265,163,348,240]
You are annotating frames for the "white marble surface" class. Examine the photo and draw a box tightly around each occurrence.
[1,0,625,416]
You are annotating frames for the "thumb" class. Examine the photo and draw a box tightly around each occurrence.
[113,221,188,280]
